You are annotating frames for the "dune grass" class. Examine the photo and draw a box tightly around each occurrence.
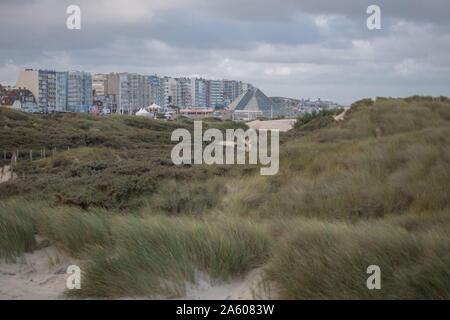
[221,98,450,220]
[265,214,450,299]
[0,200,270,298]
[0,201,36,261]
[75,216,270,298]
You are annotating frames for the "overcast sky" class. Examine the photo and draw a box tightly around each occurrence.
[1,0,450,104]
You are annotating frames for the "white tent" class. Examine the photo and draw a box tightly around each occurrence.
[148,103,162,112]
[136,108,152,117]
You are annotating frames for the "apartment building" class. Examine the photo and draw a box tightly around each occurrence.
[16,69,69,112]
[176,77,193,108]
[224,80,250,107]
[112,73,150,114]
[163,77,178,108]
[92,74,108,96]
[67,71,92,113]
[55,72,68,112]
[129,73,149,112]
[191,78,208,108]
[207,79,224,109]
[148,75,164,107]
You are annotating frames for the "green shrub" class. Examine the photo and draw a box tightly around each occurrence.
[294,109,338,130]
[148,178,224,215]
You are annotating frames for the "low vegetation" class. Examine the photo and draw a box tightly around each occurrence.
[1,96,450,299]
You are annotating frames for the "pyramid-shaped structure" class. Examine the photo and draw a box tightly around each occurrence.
[228,88,280,119]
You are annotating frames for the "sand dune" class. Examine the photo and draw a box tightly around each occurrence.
[0,243,74,300]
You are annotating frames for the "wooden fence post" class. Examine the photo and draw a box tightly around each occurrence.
[10,154,14,177]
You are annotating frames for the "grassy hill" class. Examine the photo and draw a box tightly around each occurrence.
[0,110,250,210]
[1,96,450,299]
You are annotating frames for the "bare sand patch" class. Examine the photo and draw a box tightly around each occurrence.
[0,238,76,300]
[246,119,297,132]
[181,269,274,300]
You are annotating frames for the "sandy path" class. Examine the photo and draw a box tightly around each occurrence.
[246,119,297,132]
[333,109,347,121]
[0,241,75,300]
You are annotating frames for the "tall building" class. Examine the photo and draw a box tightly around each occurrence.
[223,80,253,107]
[117,73,130,114]
[207,80,224,109]
[148,75,164,107]
[67,71,92,113]
[92,74,108,96]
[112,73,149,114]
[176,77,192,108]
[105,73,119,98]
[115,73,150,114]
[16,69,68,112]
[129,73,149,112]
[191,78,208,108]
[55,72,68,112]
[223,80,239,107]
[16,70,39,107]
[163,77,178,108]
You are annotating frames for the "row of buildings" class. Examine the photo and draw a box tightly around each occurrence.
[16,69,92,113]
[14,69,254,115]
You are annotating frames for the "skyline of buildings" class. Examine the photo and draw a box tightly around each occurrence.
[13,68,254,115]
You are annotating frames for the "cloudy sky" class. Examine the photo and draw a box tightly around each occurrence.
[1,0,450,104]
